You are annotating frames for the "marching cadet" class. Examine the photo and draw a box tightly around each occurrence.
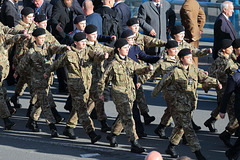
[14,28,69,137]
[140,40,179,139]
[204,39,239,147]
[0,32,31,130]
[98,38,153,153]
[152,48,222,159]
[44,32,108,144]
[121,29,160,138]
[126,17,164,125]
[11,7,35,109]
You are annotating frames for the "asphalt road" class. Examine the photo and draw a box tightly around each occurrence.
[0,74,235,160]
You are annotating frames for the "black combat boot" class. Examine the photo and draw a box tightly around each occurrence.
[154,123,168,139]
[165,142,179,158]
[26,104,34,117]
[49,123,59,137]
[219,130,233,148]
[90,108,97,119]
[6,100,16,116]
[204,117,217,132]
[234,127,240,137]
[194,150,206,160]
[88,131,101,144]
[192,119,201,131]
[226,138,240,160]
[63,126,76,139]
[142,113,155,125]
[10,94,22,108]
[100,120,111,132]
[51,107,65,123]
[106,133,118,147]
[3,118,15,130]
[130,140,147,153]
[25,117,41,132]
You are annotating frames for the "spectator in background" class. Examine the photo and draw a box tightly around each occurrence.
[145,151,163,160]
[213,1,237,60]
[29,0,53,32]
[180,0,206,67]
[95,0,122,47]
[113,0,131,31]
[1,0,21,28]
[83,0,102,35]
[138,0,175,55]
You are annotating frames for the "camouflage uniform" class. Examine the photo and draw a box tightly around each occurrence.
[0,34,28,118]
[152,63,220,152]
[15,42,68,124]
[0,22,23,35]
[45,45,106,133]
[207,51,239,134]
[134,32,166,115]
[87,40,114,121]
[98,54,151,141]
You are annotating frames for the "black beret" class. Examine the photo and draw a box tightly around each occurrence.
[121,29,134,38]
[84,24,97,34]
[74,15,86,24]
[21,7,34,16]
[32,28,46,37]
[232,39,240,48]
[171,25,185,35]
[221,39,232,49]
[73,32,86,41]
[114,38,128,48]
[165,40,178,49]
[178,48,192,58]
[126,18,139,26]
[237,55,240,63]
[34,15,47,23]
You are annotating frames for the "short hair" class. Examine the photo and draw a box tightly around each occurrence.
[221,1,233,12]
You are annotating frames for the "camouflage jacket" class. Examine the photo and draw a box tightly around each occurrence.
[134,32,166,51]
[152,63,219,112]
[13,28,60,67]
[140,54,178,84]
[0,34,27,81]
[16,42,68,88]
[46,45,106,93]
[98,54,151,103]
[0,22,23,35]
[161,38,209,58]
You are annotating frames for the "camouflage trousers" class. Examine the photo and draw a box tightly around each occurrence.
[30,85,55,124]
[136,85,149,115]
[14,73,36,105]
[88,90,107,121]
[160,90,174,126]
[66,80,95,134]
[112,100,139,141]
[0,81,10,118]
[170,110,201,152]
[211,90,239,134]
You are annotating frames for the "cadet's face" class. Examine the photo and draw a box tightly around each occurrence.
[128,24,139,34]
[223,46,233,55]
[167,47,179,57]
[23,13,34,24]
[126,35,135,45]
[181,54,192,65]
[37,20,47,29]
[35,34,46,46]
[118,44,130,57]
[75,39,87,50]
[234,48,240,56]
[174,31,185,41]
[76,20,86,32]
[153,0,161,3]
[86,31,97,42]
